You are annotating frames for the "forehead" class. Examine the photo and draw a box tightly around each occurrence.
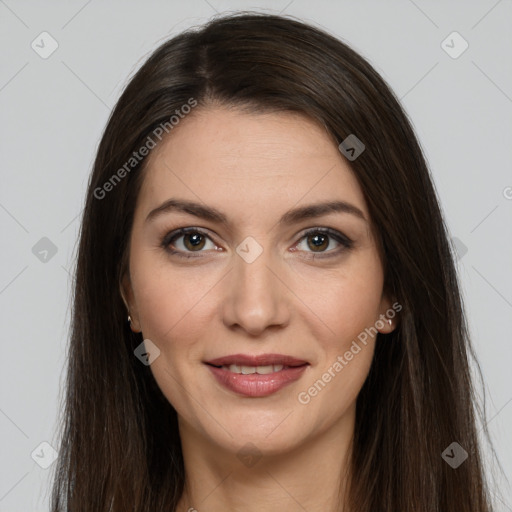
[137,106,369,221]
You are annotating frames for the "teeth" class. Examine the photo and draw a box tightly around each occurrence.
[253,365,274,374]
[241,365,255,374]
[222,364,286,374]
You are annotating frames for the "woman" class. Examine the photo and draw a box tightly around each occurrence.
[50,11,495,511]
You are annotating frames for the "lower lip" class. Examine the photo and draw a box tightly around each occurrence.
[206,364,308,397]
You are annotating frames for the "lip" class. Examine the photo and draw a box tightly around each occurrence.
[204,353,310,398]
[204,353,309,367]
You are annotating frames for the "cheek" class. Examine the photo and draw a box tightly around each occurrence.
[292,254,383,413]
[130,249,218,350]
[296,271,382,428]
[297,256,384,350]
[136,279,207,346]
[130,261,213,414]
[132,242,384,349]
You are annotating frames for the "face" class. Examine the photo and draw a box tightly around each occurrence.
[121,106,395,457]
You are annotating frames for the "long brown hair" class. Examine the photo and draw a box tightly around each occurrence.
[50,11,497,511]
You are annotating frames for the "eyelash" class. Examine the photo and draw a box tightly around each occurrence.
[160,227,354,260]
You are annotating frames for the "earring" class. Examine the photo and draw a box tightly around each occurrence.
[127,315,132,324]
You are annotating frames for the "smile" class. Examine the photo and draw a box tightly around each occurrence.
[217,363,288,374]
[205,362,309,397]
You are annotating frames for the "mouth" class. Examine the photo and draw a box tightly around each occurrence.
[203,354,310,397]
[206,363,304,374]
[204,353,309,373]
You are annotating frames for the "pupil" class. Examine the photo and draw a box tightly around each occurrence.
[190,234,201,245]
[186,233,205,250]
[309,234,327,251]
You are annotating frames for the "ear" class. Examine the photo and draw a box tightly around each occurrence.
[120,272,142,333]
[376,292,400,334]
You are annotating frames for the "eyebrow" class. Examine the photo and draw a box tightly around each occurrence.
[145,198,367,226]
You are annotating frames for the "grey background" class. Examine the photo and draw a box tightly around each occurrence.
[1,0,511,510]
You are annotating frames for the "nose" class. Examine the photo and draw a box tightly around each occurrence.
[221,241,291,336]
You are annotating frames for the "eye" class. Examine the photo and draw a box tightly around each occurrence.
[161,226,353,260]
[161,227,219,258]
[293,228,353,258]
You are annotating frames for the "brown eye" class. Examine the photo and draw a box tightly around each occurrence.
[306,233,329,252]
[162,228,217,257]
[182,232,206,251]
[294,228,353,258]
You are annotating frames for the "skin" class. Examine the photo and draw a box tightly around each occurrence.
[120,106,397,512]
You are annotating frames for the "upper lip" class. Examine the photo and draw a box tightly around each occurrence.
[204,353,309,367]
